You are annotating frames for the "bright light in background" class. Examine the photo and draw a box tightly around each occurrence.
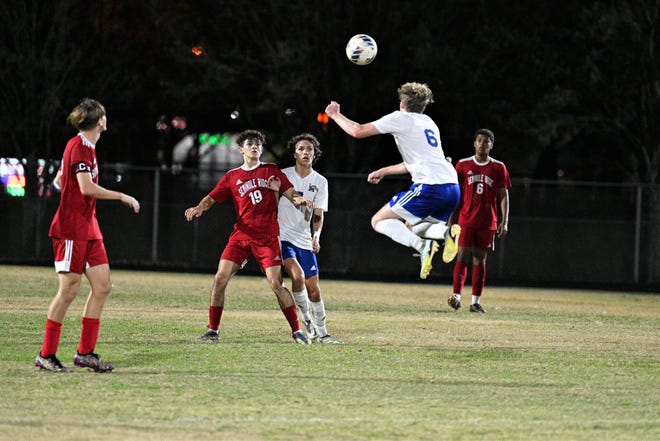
[191,46,203,56]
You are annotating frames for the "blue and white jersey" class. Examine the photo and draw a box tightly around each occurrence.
[278,167,328,250]
[372,110,457,185]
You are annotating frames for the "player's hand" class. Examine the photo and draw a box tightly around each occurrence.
[497,222,508,238]
[294,196,314,210]
[268,175,282,192]
[367,170,384,184]
[121,194,140,213]
[325,101,340,118]
[184,206,203,221]
[312,237,321,254]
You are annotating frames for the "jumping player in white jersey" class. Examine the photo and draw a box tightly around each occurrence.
[277,133,342,344]
[325,82,461,279]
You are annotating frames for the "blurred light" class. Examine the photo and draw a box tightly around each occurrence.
[284,108,295,117]
[192,46,204,56]
[172,116,187,130]
[198,133,210,144]
[317,112,329,125]
[230,110,240,120]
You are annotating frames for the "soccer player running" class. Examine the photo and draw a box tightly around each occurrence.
[278,133,342,344]
[325,82,461,279]
[36,98,141,373]
[184,130,314,344]
[447,129,511,313]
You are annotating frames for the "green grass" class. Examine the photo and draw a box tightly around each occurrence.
[0,265,658,440]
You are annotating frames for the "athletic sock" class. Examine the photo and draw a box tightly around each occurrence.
[282,304,301,332]
[472,263,486,296]
[412,222,448,240]
[472,295,481,305]
[310,299,328,336]
[208,305,224,331]
[374,219,424,251]
[292,289,311,321]
[77,317,100,355]
[452,261,468,294]
[40,319,63,357]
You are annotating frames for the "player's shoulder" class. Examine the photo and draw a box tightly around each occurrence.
[489,157,507,166]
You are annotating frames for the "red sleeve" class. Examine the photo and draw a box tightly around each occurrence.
[208,172,231,204]
[69,140,93,174]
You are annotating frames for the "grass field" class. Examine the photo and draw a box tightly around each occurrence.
[0,264,658,441]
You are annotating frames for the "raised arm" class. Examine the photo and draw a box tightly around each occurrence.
[324,101,380,139]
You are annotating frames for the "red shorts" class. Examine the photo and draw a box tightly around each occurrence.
[220,236,283,270]
[457,226,496,252]
[52,238,108,274]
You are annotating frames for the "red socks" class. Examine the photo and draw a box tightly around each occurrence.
[77,317,101,355]
[282,305,301,332]
[472,263,486,296]
[40,319,62,357]
[208,306,224,331]
[452,261,468,294]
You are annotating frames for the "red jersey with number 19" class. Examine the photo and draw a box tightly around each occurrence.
[209,162,293,241]
[455,156,511,230]
[49,134,103,240]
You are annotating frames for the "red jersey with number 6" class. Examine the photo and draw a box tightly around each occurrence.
[455,156,511,230]
[209,162,293,241]
[49,134,103,240]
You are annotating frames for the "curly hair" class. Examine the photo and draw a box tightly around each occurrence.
[287,133,322,164]
[397,82,434,113]
[236,129,266,146]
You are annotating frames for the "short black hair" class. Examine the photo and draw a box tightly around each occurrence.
[475,128,495,143]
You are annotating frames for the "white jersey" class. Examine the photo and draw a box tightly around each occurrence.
[372,110,458,185]
[278,166,328,250]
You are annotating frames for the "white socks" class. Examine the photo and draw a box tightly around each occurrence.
[310,299,327,336]
[293,289,311,321]
[374,219,424,252]
[411,222,448,240]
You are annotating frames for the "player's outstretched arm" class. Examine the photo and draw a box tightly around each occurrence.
[184,195,215,221]
[367,162,408,184]
[325,101,379,139]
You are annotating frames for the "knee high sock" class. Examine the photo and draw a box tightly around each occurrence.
[40,319,62,357]
[78,317,100,355]
[293,289,311,320]
[472,263,486,297]
[282,304,301,332]
[411,222,448,240]
[310,299,327,337]
[208,306,224,331]
[452,261,468,295]
[374,219,424,251]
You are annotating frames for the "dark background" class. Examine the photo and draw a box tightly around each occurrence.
[1,0,658,184]
[1,0,659,290]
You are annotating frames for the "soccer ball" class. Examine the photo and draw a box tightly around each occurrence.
[345,34,378,65]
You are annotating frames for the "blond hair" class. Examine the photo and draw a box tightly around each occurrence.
[67,98,106,131]
[397,82,434,113]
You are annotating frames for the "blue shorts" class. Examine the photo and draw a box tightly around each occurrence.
[389,183,460,225]
[280,241,319,277]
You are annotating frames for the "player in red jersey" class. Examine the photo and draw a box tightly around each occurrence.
[184,129,314,344]
[35,98,140,373]
[447,128,511,313]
